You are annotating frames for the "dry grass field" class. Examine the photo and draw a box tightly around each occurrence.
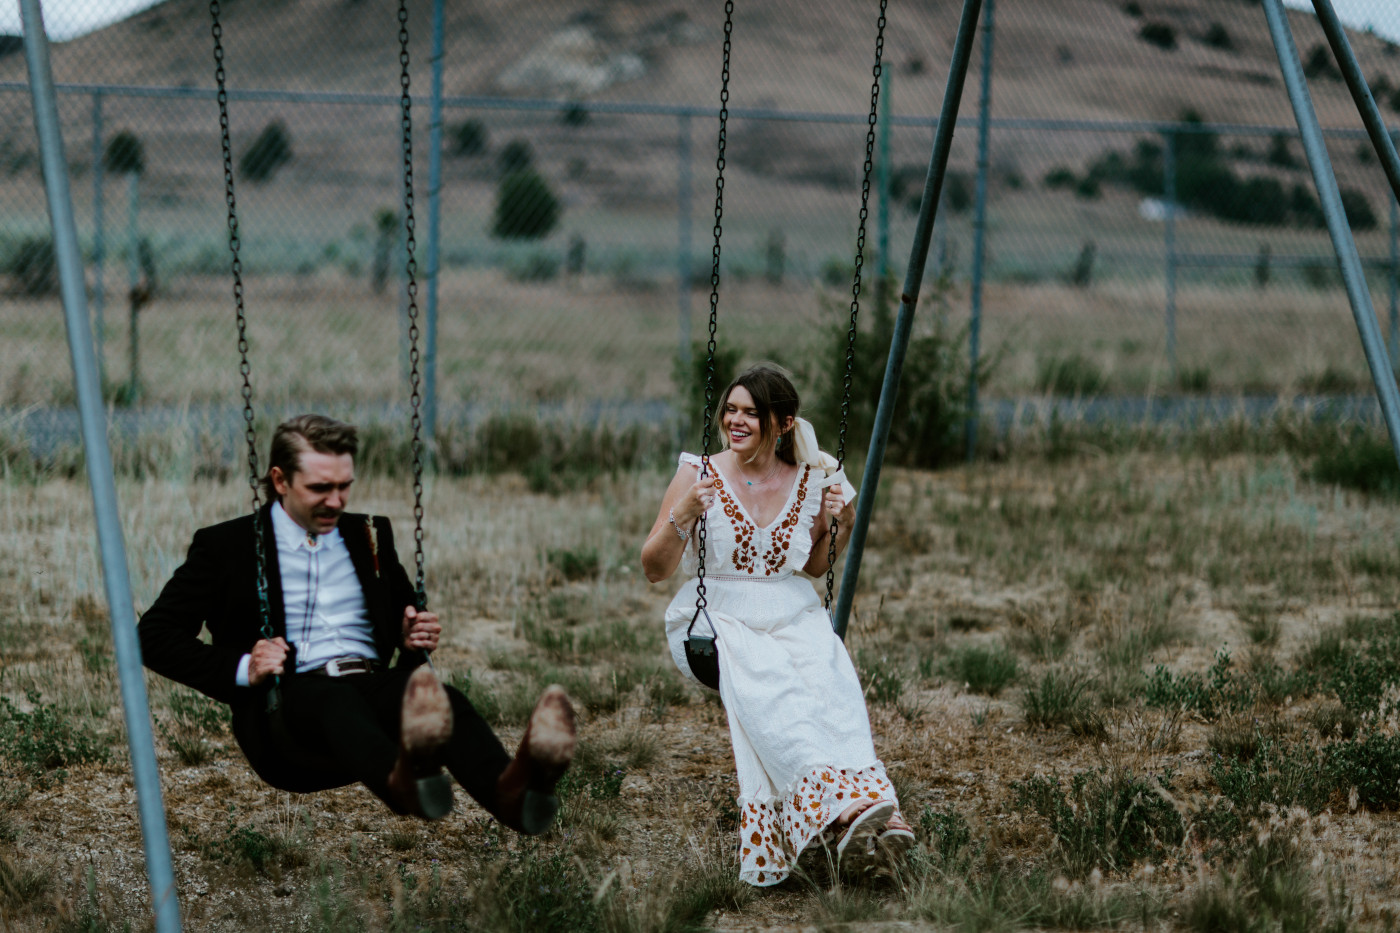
[0,270,1387,412]
[7,1,1400,929]
[6,420,1400,931]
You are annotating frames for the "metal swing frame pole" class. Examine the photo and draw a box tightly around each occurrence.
[1261,0,1400,470]
[20,2,182,931]
[832,0,984,640]
[1310,0,1400,204]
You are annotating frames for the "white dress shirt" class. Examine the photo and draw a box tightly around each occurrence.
[235,501,380,686]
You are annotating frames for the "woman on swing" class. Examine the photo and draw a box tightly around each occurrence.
[642,363,914,886]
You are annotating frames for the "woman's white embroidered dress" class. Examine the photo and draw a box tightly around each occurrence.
[664,452,901,887]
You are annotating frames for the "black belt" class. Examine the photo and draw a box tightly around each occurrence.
[303,657,380,677]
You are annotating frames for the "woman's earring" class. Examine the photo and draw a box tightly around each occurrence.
[776,435,783,450]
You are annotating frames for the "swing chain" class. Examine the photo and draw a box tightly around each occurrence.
[397,0,427,611]
[826,0,887,611]
[210,0,273,643]
[696,0,735,612]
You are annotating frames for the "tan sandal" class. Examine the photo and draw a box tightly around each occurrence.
[835,800,894,878]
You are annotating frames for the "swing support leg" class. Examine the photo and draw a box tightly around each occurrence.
[21,2,182,931]
[1261,0,1400,472]
[832,0,984,641]
[1309,0,1400,204]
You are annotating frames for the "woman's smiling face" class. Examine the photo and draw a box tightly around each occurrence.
[722,385,768,455]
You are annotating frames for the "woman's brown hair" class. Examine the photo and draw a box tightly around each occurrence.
[718,363,800,464]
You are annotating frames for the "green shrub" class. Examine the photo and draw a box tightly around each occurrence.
[1267,132,1298,169]
[1326,733,1400,809]
[504,250,560,282]
[2,236,56,296]
[496,138,533,176]
[491,169,561,240]
[546,546,600,582]
[944,170,973,213]
[1043,166,1076,190]
[1036,353,1104,396]
[445,669,503,727]
[857,652,908,706]
[1291,183,1326,228]
[1340,186,1377,230]
[672,336,742,451]
[1012,767,1185,877]
[1144,649,1253,721]
[920,805,973,867]
[102,129,144,175]
[1203,21,1233,50]
[560,100,589,126]
[1303,43,1339,81]
[451,118,488,156]
[1021,668,1104,736]
[943,643,1019,696]
[1185,814,1345,933]
[472,414,544,473]
[0,690,107,790]
[239,120,292,182]
[1206,737,1328,831]
[807,270,993,468]
[1138,21,1177,50]
[1223,176,1288,227]
[1309,431,1400,496]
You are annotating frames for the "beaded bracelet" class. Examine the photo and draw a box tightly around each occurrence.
[668,507,692,542]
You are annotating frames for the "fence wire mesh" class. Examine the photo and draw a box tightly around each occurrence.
[3,0,1400,457]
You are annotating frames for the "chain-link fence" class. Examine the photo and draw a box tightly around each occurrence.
[4,0,1400,448]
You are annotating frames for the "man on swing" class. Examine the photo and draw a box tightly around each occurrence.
[139,413,575,829]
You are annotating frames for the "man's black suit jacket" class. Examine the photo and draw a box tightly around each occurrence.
[138,504,424,788]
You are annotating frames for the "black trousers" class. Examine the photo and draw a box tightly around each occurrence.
[272,667,512,816]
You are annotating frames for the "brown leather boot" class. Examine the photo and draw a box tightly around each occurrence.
[496,684,576,834]
[385,666,454,820]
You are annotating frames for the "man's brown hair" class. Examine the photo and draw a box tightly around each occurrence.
[260,414,359,502]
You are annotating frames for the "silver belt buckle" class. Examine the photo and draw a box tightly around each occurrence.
[325,657,349,677]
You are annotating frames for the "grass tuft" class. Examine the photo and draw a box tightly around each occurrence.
[942,642,1020,696]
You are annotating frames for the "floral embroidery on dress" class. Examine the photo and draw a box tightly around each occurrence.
[716,466,812,577]
[737,762,899,887]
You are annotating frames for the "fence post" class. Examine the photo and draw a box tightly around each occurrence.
[423,0,444,452]
[1163,130,1178,386]
[966,0,994,462]
[91,89,105,388]
[877,67,891,281]
[675,111,693,446]
[1263,0,1400,470]
[21,3,182,930]
[398,145,410,395]
[125,169,140,402]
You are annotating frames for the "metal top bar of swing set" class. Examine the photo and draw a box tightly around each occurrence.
[832,0,1400,640]
[19,1,182,931]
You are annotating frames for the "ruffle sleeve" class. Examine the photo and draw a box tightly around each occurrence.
[783,465,824,572]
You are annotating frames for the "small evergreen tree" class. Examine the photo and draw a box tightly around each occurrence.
[103,130,144,176]
[451,119,488,156]
[240,120,292,182]
[496,139,534,176]
[491,170,561,240]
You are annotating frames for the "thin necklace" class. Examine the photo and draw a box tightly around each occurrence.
[739,459,782,486]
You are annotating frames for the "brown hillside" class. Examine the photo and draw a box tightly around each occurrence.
[9,0,1395,124]
[2,0,1394,251]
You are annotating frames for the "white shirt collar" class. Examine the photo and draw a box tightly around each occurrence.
[271,500,340,552]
